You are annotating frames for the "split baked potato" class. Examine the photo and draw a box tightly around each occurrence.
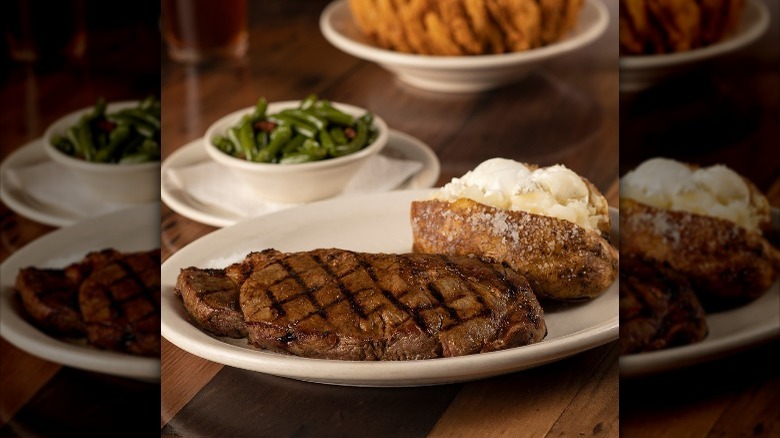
[410,159,618,302]
[619,158,780,307]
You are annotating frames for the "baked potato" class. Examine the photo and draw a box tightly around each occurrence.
[620,198,780,306]
[619,158,780,307]
[411,197,618,301]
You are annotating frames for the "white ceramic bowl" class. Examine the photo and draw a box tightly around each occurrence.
[43,101,161,203]
[619,0,769,93]
[204,100,389,203]
[319,0,609,93]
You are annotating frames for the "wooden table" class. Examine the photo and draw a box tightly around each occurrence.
[0,4,161,436]
[160,1,619,437]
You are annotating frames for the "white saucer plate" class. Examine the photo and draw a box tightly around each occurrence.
[161,129,440,228]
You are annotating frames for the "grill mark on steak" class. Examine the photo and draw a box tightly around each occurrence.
[79,252,160,356]
[276,255,329,320]
[311,252,368,320]
[425,282,459,321]
[358,255,427,334]
[265,290,286,317]
[438,254,492,308]
[175,267,246,339]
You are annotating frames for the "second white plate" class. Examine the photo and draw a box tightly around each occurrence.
[161,189,619,387]
[0,204,161,381]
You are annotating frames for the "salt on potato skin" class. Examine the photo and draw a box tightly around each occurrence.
[411,198,618,302]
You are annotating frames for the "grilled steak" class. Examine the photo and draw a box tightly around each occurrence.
[15,248,161,357]
[175,268,247,338]
[619,256,708,354]
[178,248,547,360]
[16,268,85,336]
[79,250,161,356]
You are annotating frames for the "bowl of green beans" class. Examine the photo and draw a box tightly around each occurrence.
[43,98,161,203]
[204,95,389,203]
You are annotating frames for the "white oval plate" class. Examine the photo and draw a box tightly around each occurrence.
[320,0,609,93]
[161,189,618,387]
[161,129,440,228]
[620,208,780,377]
[619,0,770,92]
[0,203,161,381]
[1,139,158,227]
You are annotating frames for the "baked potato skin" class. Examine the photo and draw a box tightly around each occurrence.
[620,198,780,305]
[410,198,619,301]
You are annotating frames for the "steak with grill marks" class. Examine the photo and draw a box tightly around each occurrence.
[175,268,248,338]
[15,248,161,357]
[16,268,85,336]
[177,248,546,360]
[619,256,708,354]
[79,250,161,356]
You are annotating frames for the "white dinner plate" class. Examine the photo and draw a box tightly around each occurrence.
[161,129,440,228]
[619,0,770,92]
[0,204,161,382]
[320,0,609,93]
[161,189,619,387]
[0,139,158,227]
[620,207,780,377]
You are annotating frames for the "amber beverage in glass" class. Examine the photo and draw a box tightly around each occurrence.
[2,0,86,63]
[162,0,248,62]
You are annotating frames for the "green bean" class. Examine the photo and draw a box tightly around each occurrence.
[138,95,158,111]
[299,93,318,111]
[118,108,161,129]
[319,128,335,155]
[94,124,131,162]
[280,108,327,131]
[281,134,307,156]
[90,98,106,119]
[254,97,268,119]
[256,131,269,150]
[52,134,74,155]
[280,139,325,163]
[54,97,161,163]
[238,117,257,161]
[331,119,367,157]
[138,138,160,158]
[75,119,96,161]
[268,114,317,138]
[227,127,243,158]
[329,127,348,145]
[302,138,328,160]
[313,105,355,126]
[213,136,234,154]
[215,95,379,163]
[256,124,292,163]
